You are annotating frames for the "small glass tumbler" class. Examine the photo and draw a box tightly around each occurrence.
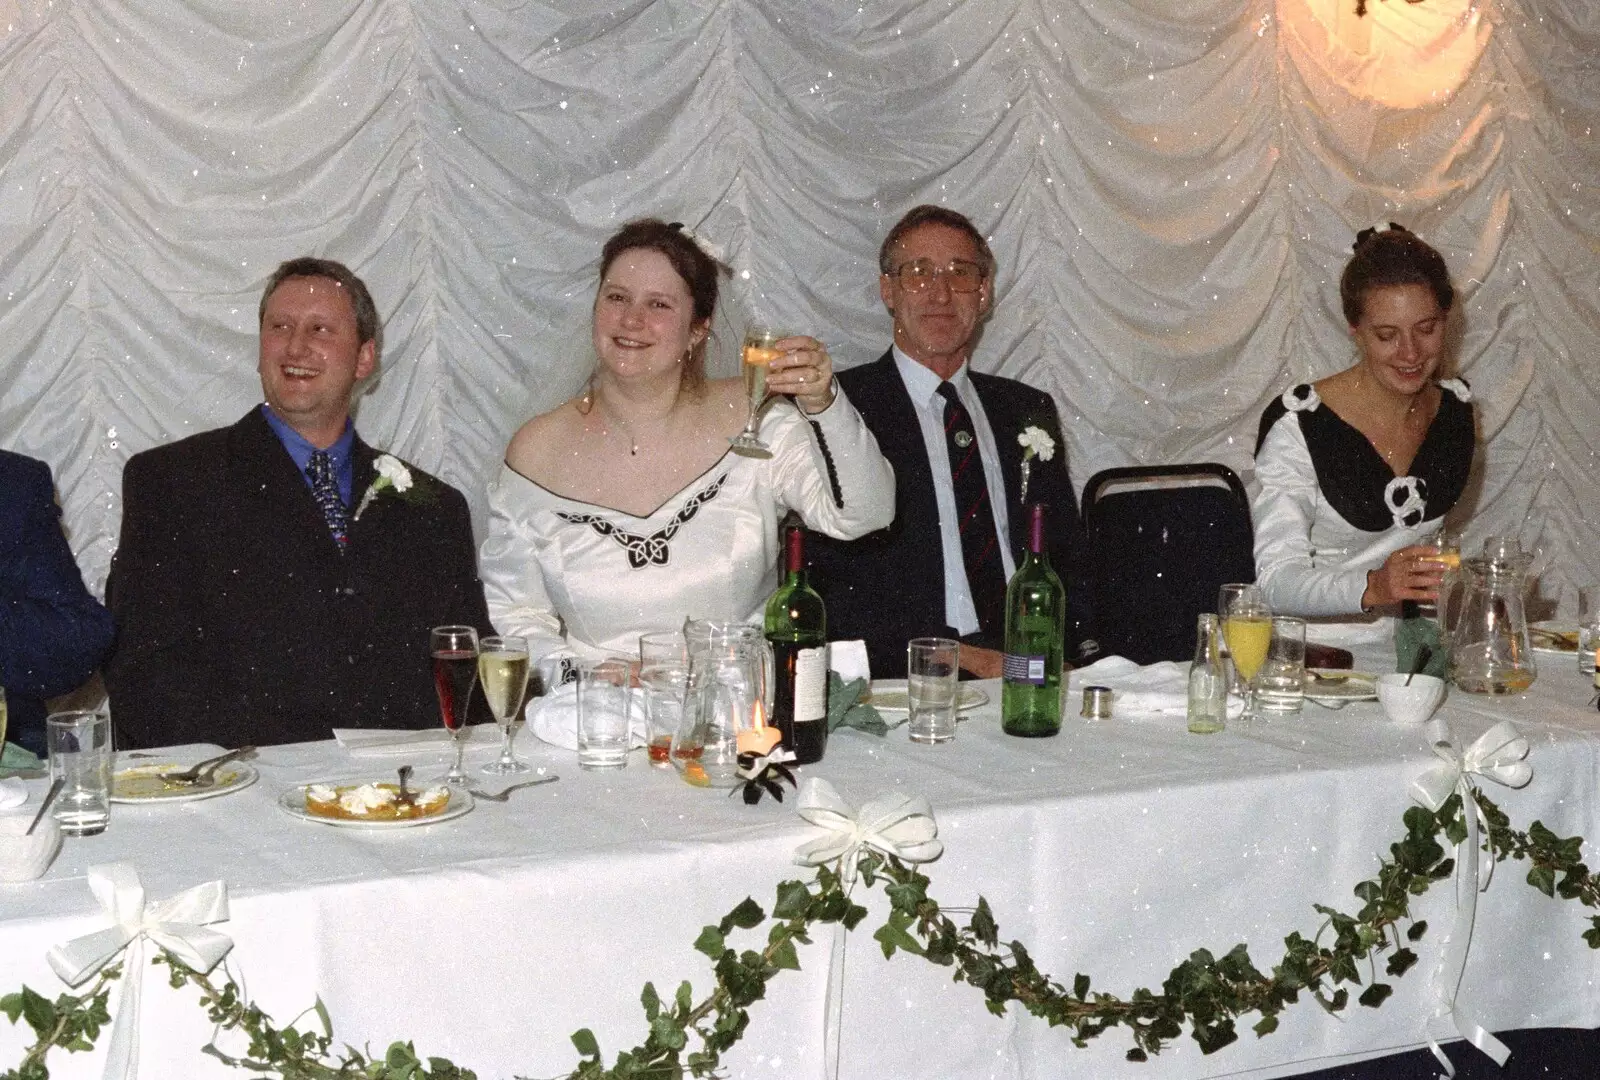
[576,656,633,771]
[907,637,960,744]
[47,710,112,836]
[1578,586,1600,677]
[1255,617,1307,715]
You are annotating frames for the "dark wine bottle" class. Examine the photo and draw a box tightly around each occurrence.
[1001,502,1065,736]
[764,524,829,764]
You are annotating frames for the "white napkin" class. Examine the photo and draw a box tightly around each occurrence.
[828,640,871,684]
[333,725,492,757]
[526,683,649,752]
[1068,656,1243,721]
[0,777,26,810]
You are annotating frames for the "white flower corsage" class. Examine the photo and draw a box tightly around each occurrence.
[352,454,416,522]
[1017,425,1056,506]
[1018,426,1056,462]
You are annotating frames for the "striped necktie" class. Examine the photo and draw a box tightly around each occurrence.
[307,449,348,548]
[936,382,1005,634]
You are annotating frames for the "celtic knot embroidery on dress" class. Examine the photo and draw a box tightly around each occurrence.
[557,473,728,569]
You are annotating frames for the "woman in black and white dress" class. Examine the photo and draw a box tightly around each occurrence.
[1252,225,1475,644]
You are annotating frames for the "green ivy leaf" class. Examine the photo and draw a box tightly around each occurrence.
[570,1028,601,1060]
[769,938,801,972]
[1528,865,1557,898]
[1358,983,1393,1008]
[1407,920,1428,942]
[1385,949,1418,978]
[720,898,765,934]
[1253,1014,1279,1037]
[19,987,54,1036]
[694,926,726,960]
[641,982,661,1020]
[773,880,812,920]
[970,898,999,947]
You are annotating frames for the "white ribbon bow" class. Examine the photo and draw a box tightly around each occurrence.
[47,864,233,1080]
[1407,722,1531,1078]
[793,778,942,1080]
[794,777,943,883]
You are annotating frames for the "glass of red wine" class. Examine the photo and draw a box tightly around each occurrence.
[430,625,480,786]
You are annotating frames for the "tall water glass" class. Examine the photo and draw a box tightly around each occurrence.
[1256,617,1307,714]
[1578,586,1600,677]
[639,631,690,768]
[479,636,531,775]
[907,637,960,744]
[576,656,633,771]
[47,710,111,836]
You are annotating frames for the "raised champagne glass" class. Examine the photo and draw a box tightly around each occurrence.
[729,326,782,458]
[1220,585,1271,723]
[430,625,479,786]
[479,635,531,775]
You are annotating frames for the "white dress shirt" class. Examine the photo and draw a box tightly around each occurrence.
[893,347,1016,636]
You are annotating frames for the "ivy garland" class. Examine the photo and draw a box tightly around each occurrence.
[5,788,1599,1080]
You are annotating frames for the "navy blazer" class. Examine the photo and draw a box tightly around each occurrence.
[809,351,1095,678]
[105,409,491,749]
[0,450,114,755]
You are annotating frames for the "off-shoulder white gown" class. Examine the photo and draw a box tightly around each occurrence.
[480,394,895,663]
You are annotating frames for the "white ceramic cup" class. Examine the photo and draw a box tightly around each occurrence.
[1376,673,1447,725]
[0,812,63,883]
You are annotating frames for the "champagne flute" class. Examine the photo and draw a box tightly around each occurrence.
[1221,586,1271,723]
[479,635,531,775]
[430,625,479,786]
[729,327,783,458]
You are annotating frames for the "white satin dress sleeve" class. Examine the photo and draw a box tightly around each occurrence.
[479,394,894,665]
[1252,411,1433,642]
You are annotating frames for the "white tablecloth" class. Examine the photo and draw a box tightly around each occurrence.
[2,655,1599,1080]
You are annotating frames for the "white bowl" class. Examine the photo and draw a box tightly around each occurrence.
[0,812,63,883]
[1376,673,1447,726]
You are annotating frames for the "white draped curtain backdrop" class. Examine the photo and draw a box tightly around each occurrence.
[1,0,1595,608]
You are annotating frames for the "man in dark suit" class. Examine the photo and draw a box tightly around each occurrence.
[810,206,1094,678]
[105,257,491,749]
[0,451,115,757]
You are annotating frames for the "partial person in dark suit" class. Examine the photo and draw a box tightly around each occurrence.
[0,451,115,757]
[105,258,490,749]
[809,206,1095,678]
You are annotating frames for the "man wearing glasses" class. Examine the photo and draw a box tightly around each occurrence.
[809,205,1095,678]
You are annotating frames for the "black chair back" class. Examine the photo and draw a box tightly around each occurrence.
[1081,463,1256,664]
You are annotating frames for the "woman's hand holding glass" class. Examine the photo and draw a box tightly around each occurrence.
[1362,544,1449,609]
[764,335,835,414]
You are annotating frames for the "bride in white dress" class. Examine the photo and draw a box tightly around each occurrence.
[480,219,895,663]
[1253,224,1476,645]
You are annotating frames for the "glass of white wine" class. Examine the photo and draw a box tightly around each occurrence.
[729,326,783,458]
[479,635,531,775]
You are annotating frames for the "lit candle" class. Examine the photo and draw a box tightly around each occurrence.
[736,701,782,756]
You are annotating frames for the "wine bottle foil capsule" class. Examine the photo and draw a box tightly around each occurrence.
[1080,686,1113,720]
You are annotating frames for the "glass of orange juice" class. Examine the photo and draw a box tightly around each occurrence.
[1220,584,1271,722]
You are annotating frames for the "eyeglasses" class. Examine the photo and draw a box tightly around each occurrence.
[889,259,987,294]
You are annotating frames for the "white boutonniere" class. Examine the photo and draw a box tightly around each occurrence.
[352,453,416,522]
[1016,425,1056,505]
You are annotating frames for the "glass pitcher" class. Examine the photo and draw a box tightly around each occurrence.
[672,632,766,788]
[1449,536,1537,695]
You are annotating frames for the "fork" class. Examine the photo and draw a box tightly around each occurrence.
[468,775,559,802]
[160,746,256,786]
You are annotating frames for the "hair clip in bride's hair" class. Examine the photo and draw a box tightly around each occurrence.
[1353,221,1409,251]
[668,220,726,264]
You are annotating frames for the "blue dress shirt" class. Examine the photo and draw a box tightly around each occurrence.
[260,405,356,506]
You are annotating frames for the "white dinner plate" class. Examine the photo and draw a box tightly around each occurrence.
[1302,669,1378,708]
[111,761,258,804]
[278,780,473,830]
[1529,623,1579,656]
[863,680,989,715]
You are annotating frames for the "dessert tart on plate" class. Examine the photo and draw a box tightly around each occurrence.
[303,781,451,821]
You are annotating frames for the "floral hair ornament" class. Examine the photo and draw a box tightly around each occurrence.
[1017,424,1056,506]
[667,220,727,265]
[1353,221,1408,251]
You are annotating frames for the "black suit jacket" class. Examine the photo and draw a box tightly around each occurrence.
[105,408,492,749]
[0,451,115,755]
[809,351,1094,677]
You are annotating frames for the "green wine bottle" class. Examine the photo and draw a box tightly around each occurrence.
[764,523,829,764]
[1001,502,1065,736]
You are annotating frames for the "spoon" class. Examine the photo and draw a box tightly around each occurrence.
[160,746,255,786]
[1404,645,1434,687]
[396,764,418,810]
[25,778,65,836]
